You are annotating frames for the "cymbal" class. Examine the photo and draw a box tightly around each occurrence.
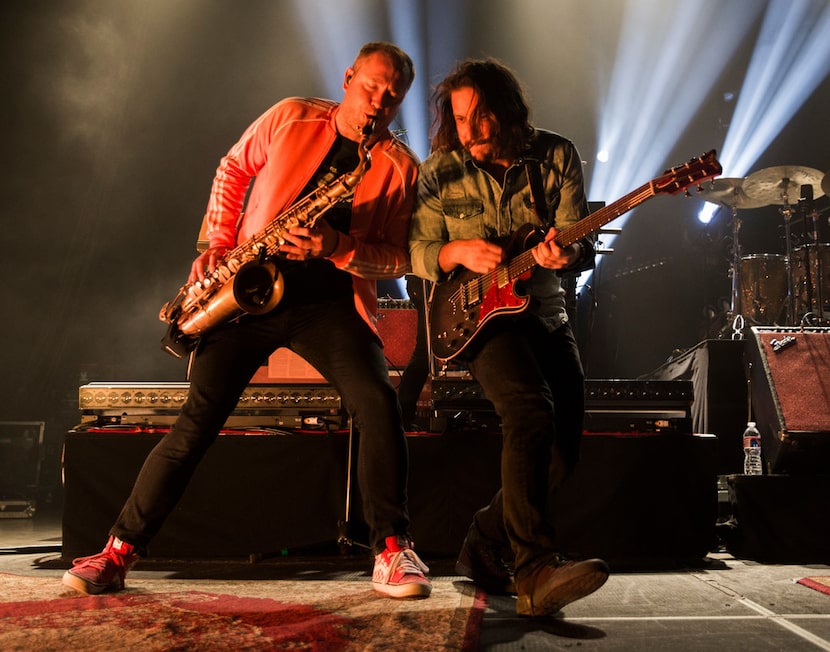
[822,170,830,197]
[743,165,826,205]
[696,177,768,209]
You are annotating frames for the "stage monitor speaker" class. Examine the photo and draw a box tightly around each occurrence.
[747,327,830,474]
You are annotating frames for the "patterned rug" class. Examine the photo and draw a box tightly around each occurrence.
[0,571,484,650]
[797,576,830,596]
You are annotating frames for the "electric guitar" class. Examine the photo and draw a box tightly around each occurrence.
[428,150,722,362]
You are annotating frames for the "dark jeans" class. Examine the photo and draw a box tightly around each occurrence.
[111,297,410,554]
[466,316,584,577]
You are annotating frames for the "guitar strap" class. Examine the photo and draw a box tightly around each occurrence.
[525,160,596,273]
[525,161,552,228]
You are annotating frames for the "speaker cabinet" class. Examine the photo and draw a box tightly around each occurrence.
[747,327,830,474]
[0,421,44,517]
[376,302,418,369]
[258,300,418,382]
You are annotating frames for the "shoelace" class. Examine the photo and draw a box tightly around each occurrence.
[389,548,429,577]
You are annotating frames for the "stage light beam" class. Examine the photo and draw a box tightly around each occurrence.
[697,0,830,224]
[590,0,762,227]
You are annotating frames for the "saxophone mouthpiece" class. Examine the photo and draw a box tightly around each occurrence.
[362,116,376,139]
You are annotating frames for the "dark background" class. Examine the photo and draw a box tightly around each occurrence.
[1,0,828,505]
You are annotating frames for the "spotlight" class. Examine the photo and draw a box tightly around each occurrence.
[698,204,718,225]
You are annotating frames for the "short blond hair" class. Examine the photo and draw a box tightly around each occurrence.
[354,42,415,90]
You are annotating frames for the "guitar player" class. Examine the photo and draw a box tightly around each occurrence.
[409,58,607,617]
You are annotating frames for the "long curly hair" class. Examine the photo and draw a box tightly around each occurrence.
[430,58,533,155]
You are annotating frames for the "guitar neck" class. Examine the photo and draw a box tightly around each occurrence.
[506,180,657,280]
[555,181,656,248]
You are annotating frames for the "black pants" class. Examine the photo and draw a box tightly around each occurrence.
[112,297,410,554]
[466,317,584,577]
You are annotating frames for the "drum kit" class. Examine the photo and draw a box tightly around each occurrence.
[698,165,830,334]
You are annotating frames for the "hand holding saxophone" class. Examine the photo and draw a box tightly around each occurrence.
[189,246,229,284]
[280,221,339,261]
[162,81,374,345]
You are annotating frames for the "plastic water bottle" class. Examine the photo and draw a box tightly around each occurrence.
[742,422,763,475]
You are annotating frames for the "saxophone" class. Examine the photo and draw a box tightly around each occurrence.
[159,118,375,358]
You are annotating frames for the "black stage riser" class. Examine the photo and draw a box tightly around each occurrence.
[62,430,717,570]
[725,474,830,564]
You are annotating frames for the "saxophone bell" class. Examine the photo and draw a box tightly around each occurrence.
[160,111,374,357]
[231,259,285,315]
[176,259,285,336]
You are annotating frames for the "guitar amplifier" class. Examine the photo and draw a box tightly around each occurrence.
[377,298,418,369]
[430,378,693,433]
[746,327,830,473]
[78,383,344,431]
[259,300,418,381]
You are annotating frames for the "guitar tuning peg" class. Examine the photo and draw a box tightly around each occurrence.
[684,189,692,198]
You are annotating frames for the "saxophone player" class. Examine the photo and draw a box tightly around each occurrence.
[63,42,431,599]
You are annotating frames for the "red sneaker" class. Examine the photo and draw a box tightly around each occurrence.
[372,535,432,598]
[62,536,138,595]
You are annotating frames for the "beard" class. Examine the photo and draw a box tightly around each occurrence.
[464,139,500,163]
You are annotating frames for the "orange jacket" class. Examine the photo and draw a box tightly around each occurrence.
[201,97,418,331]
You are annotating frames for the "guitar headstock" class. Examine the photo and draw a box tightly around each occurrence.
[653,150,722,195]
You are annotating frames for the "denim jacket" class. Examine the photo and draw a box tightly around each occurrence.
[409,129,593,330]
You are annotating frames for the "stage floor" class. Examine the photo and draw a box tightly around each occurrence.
[2,507,829,651]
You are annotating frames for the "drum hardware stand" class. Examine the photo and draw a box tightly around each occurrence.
[730,313,745,340]
[798,186,826,326]
[779,197,798,325]
[696,177,764,337]
[337,415,370,553]
[727,204,744,329]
